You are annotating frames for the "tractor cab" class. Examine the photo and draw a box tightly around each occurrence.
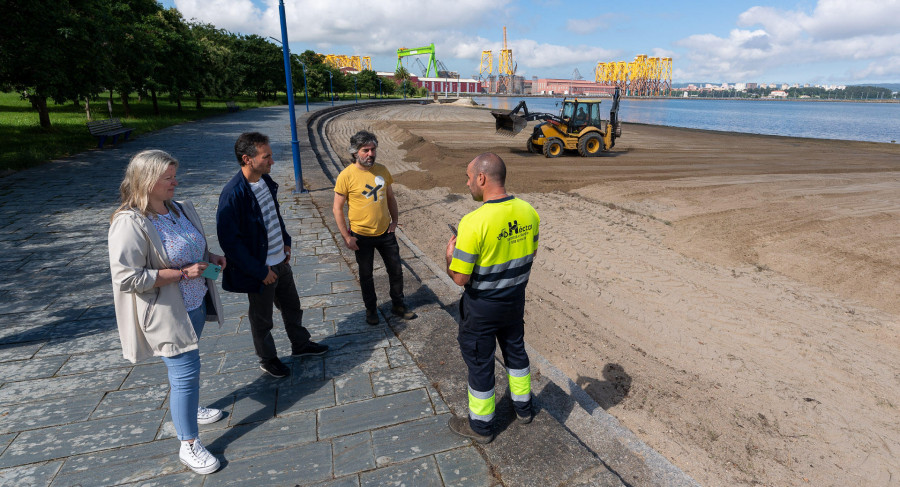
[560,99,605,134]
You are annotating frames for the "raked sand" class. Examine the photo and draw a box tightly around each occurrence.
[325,102,900,487]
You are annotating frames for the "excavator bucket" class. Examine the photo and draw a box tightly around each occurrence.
[491,110,527,137]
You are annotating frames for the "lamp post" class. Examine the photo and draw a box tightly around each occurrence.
[377,78,382,99]
[328,71,334,106]
[298,61,309,112]
[276,0,305,193]
[403,80,407,100]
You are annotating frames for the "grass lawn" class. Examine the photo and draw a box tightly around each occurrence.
[0,92,283,173]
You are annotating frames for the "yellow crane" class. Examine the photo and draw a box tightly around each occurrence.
[323,54,372,71]
[595,55,672,96]
[498,26,515,93]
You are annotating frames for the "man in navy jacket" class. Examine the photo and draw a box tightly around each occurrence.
[217,132,328,378]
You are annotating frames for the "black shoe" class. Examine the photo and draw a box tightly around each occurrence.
[291,341,329,357]
[391,305,416,320]
[448,415,493,444]
[366,309,379,326]
[516,409,534,425]
[259,358,290,378]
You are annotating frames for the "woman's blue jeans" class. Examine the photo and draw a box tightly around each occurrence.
[161,302,206,441]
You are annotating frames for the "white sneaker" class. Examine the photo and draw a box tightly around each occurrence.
[179,438,220,474]
[197,406,223,425]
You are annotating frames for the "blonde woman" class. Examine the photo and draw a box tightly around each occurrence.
[108,150,226,474]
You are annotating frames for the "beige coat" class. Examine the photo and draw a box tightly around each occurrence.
[108,200,224,363]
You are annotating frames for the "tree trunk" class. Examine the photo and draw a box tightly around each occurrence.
[195,95,201,109]
[120,93,131,118]
[30,96,51,129]
[176,95,182,111]
[151,90,159,116]
[84,97,91,121]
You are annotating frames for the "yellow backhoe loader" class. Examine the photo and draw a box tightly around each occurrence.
[491,87,621,157]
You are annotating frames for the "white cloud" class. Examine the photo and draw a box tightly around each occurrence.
[173,0,622,78]
[176,0,512,55]
[853,56,900,80]
[675,0,900,82]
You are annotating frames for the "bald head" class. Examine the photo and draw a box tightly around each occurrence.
[471,152,506,186]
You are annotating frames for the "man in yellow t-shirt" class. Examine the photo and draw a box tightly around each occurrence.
[445,152,540,444]
[333,130,416,326]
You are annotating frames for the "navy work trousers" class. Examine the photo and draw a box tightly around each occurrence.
[457,292,531,435]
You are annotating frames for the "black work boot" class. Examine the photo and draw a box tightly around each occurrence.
[448,415,493,444]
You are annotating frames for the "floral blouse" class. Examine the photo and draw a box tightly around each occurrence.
[151,209,208,311]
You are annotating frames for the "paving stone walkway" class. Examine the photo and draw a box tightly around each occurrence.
[0,102,698,487]
[0,103,494,486]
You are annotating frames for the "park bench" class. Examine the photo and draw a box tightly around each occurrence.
[86,118,134,149]
[226,101,240,112]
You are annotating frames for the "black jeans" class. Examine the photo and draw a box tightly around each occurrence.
[246,261,311,362]
[352,230,404,311]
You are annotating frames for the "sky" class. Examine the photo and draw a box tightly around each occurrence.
[158,0,900,85]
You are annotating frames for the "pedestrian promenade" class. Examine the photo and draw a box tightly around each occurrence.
[0,103,696,486]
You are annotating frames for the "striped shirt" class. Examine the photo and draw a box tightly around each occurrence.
[249,180,286,265]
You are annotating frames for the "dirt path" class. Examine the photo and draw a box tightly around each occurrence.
[325,102,900,487]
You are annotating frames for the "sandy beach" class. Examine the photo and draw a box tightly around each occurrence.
[323,101,900,486]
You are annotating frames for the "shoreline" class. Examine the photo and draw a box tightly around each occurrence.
[471,93,900,103]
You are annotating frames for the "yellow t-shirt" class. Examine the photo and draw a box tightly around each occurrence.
[334,163,394,237]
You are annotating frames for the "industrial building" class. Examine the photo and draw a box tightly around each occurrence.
[531,78,617,97]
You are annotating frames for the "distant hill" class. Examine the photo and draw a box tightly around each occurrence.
[852,83,900,92]
[673,82,899,92]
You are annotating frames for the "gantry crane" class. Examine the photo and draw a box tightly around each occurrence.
[396,44,438,77]
[595,55,672,96]
[498,26,515,93]
[323,54,372,71]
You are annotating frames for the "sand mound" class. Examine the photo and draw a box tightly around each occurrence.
[325,103,900,487]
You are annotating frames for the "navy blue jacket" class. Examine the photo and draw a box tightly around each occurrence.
[216,171,291,293]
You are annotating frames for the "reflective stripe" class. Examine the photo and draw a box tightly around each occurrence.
[511,392,531,402]
[508,366,530,377]
[468,386,495,420]
[533,231,539,243]
[469,410,495,422]
[470,271,531,290]
[473,253,534,276]
[452,247,478,264]
[508,369,531,398]
[468,385,494,400]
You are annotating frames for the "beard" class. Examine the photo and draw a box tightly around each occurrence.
[358,156,375,167]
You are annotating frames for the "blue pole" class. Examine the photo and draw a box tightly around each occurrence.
[300,62,309,112]
[329,72,334,106]
[278,0,305,194]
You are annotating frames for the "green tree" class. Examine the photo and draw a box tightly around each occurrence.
[107,0,162,118]
[190,23,243,108]
[234,35,284,102]
[1,0,116,128]
[143,8,199,114]
[356,69,378,96]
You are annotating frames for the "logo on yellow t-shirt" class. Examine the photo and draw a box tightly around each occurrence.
[362,176,385,201]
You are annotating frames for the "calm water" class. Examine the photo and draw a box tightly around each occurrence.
[473,96,900,143]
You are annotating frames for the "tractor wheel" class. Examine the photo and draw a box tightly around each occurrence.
[526,139,540,154]
[578,133,604,157]
[543,137,564,158]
